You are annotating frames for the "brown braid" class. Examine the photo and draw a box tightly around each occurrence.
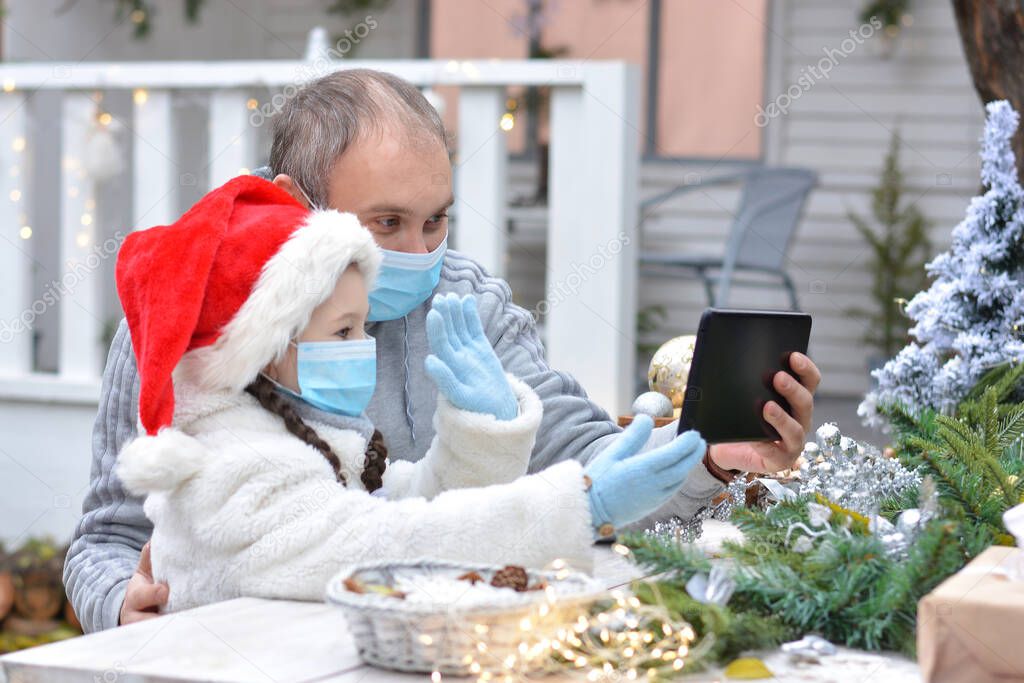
[245,374,388,491]
[362,430,388,493]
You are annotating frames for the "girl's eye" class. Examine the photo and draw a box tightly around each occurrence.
[336,327,352,339]
[426,213,448,230]
[376,217,400,229]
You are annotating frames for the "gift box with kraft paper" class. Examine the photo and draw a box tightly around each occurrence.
[917,546,1024,683]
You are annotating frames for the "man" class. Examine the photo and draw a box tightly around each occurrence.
[64,69,821,632]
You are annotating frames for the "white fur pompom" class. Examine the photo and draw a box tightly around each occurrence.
[116,428,207,495]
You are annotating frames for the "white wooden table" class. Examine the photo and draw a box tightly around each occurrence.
[0,527,921,682]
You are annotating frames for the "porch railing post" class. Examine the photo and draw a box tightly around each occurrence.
[454,86,508,278]
[548,63,640,416]
[0,92,32,376]
[208,90,256,189]
[59,92,103,380]
[133,88,176,229]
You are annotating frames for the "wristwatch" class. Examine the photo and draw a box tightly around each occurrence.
[703,444,741,484]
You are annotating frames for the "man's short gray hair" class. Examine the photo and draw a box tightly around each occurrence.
[269,68,448,208]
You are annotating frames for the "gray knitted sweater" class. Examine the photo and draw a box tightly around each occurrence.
[63,249,725,633]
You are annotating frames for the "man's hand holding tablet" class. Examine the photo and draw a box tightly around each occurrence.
[678,309,821,478]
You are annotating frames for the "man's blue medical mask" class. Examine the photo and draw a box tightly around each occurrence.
[292,180,447,322]
[367,238,447,321]
[264,337,377,417]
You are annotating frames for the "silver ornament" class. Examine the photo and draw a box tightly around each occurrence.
[631,391,674,418]
[896,508,922,536]
[685,565,736,606]
[782,635,837,663]
[815,423,841,454]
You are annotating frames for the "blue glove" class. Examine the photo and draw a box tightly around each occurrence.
[584,415,707,535]
[425,293,518,420]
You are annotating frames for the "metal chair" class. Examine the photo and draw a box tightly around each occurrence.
[640,167,817,310]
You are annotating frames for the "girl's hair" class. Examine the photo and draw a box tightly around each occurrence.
[245,374,388,492]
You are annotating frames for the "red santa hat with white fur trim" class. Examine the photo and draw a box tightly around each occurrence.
[115,175,380,436]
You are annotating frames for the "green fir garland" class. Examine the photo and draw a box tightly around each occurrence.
[624,364,1024,660]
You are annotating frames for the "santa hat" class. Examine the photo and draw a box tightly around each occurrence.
[116,175,381,436]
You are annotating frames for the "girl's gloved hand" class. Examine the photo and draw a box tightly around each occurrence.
[583,415,706,536]
[425,293,518,420]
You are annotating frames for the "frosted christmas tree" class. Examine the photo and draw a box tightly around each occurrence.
[860,100,1024,425]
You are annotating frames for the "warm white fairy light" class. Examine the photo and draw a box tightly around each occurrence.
[446,555,702,682]
[133,88,148,106]
[18,226,31,240]
[9,189,20,202]
[2,79,15,93]
[11,136,24,152]
[499,113,515,131]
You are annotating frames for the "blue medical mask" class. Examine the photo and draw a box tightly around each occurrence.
[292,180,447,322]
[264,337,377,416]
[367,237,447,321]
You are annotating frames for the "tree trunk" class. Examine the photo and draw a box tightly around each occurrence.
[952,0,1024,183]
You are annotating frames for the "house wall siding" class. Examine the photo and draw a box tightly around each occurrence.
[500,0,986,398]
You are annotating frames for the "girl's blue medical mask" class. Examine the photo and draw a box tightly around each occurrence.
[367,238,447,321]
[263,337,377,417]
[292,180,447,322]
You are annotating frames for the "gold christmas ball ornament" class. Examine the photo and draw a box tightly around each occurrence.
[648,334,697,408]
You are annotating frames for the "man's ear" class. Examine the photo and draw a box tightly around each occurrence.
[272,174,309,209]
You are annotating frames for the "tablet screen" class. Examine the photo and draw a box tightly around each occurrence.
[678,308,811,443]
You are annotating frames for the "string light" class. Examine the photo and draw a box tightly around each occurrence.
[12,136,25,152]
[500,94,520,133]
[447,565,703,682]
[133,88,148,106]
[9,189,20,202]
[18,226,31,240]
[98,112,113,126]
[246,98,259,110]
[2,79,15,93]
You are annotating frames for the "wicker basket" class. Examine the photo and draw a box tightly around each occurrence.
[325,559,608,674]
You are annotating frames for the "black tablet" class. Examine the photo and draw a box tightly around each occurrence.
[678,308,812,443]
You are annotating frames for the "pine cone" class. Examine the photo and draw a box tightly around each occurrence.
[490,565,529,592]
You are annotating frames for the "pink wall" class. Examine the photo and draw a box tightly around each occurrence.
[430,0,766,159]
[657,0,766,158]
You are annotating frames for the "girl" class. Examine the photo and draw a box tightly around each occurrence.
[115,176,706,613]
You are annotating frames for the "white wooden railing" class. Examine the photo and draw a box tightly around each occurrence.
[0,59,640,415]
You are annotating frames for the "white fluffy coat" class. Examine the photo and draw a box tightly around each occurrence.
[117,374,595,613]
